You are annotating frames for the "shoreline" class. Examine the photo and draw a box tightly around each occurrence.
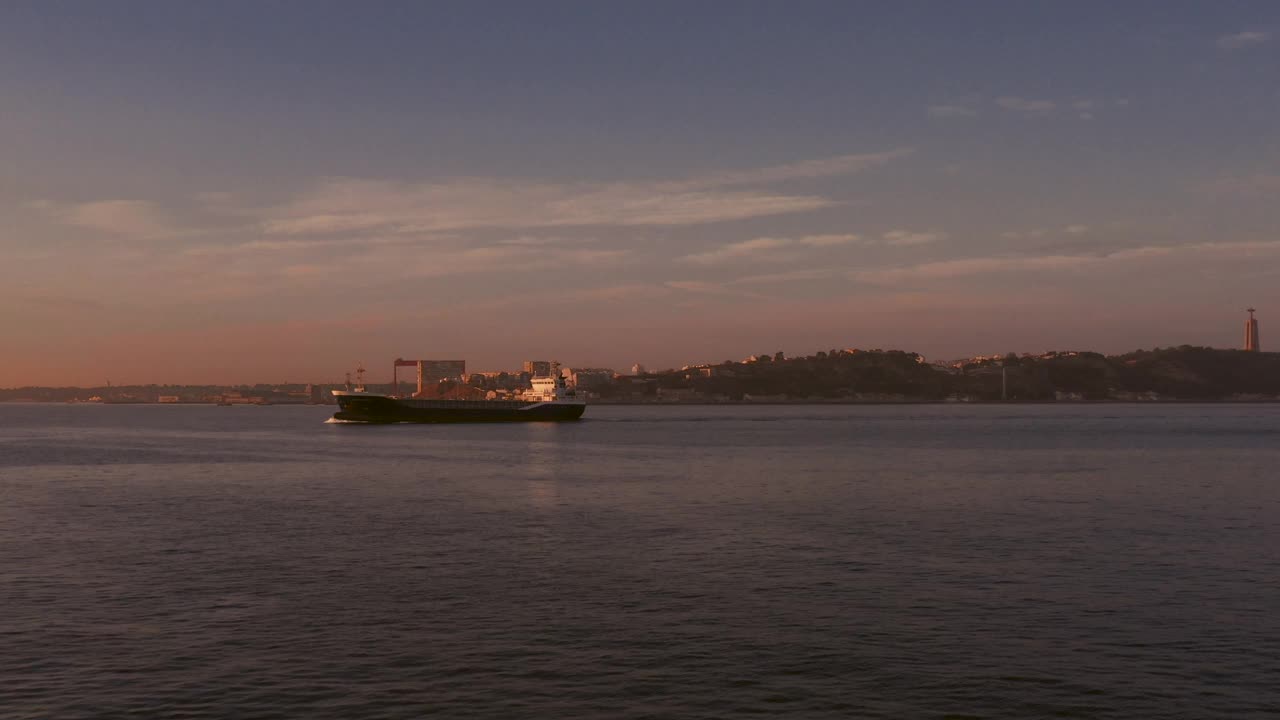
[5,398,1280,407]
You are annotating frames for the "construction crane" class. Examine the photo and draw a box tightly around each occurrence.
[393,358,419,397]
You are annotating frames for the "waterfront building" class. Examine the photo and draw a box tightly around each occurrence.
[562,368,614,390]
[420,360,467,384]
[523,360,552,377]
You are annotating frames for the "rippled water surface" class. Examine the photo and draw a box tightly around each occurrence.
[2,403,1279,719]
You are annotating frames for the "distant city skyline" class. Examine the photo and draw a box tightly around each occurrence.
[3,2,1279,385]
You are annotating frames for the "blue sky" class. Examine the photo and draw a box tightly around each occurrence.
[3,2,1278,384]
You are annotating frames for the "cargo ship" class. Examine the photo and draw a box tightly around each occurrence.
[332,374,586,423]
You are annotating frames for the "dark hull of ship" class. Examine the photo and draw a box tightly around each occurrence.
[334,395,585,423]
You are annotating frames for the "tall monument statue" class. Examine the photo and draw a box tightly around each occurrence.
[1244,308,1261,352]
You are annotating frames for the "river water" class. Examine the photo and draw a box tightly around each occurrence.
[1,403,1278,718]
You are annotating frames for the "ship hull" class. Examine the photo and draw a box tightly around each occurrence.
[334,394,585,423]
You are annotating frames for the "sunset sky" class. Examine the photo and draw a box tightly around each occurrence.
[3,2,1279,385]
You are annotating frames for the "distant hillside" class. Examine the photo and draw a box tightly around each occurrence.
[927,346,1280,401]
[4,347,1279,403]
[1111,346,1280,398]
[606,346,1280,402]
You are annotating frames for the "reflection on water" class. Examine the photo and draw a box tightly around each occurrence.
[1,403,1278,719]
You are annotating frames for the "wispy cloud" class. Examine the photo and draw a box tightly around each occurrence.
[414,282,678,317]
[679,237,790,265]
[668,240,1280,293]
[995,96,1122,120]
[664,280,727,294]
[796,233,863,247]
[452,244,629,267]
[10,293,105,313]
[1063,224,1090,235]
[727,267,845,285]
[497,234,591,247]
[661,280,769,300]
[928,104,977,118]
[184,234,433,256]
[30,152,913,257]
[996,96,1056,114]
[854,240,1280,285]
[173,233,634,297]
[856,254,1092,284]
[1071,100,1096,120]
[1201,174,1280,196]
[1217,31,1270,50]
[260,151,911,236]
[273,241,633,286]
[679,234,861,265]
[883,230,947,246]
[29,200,179,239]
[260,179,839,235]
[668,149,913,190]
[999,228,1057,240]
